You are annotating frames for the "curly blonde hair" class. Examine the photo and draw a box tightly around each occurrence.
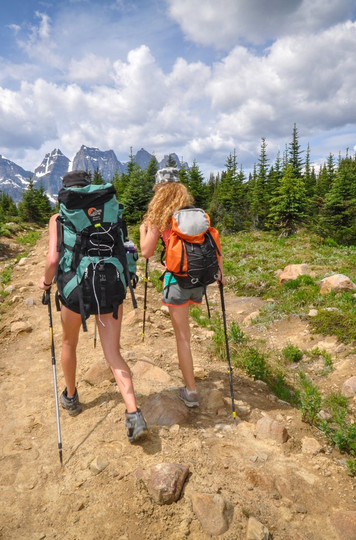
[144,183,194,232]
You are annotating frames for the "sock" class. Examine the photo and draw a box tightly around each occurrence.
[186,388,197,395]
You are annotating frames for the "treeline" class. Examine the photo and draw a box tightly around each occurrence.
[0,179,52,234]
[1,125,356,245]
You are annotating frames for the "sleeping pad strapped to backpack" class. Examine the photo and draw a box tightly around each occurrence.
[163,207,222,292]
[55,183,137,331]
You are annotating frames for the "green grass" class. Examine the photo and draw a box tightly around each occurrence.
[221,229,356,327]
[16,230,41,246]
[1,267,13,286]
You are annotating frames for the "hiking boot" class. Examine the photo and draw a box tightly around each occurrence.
[178,387,199,408]
[60,388,82,416]
[125,408,148,443]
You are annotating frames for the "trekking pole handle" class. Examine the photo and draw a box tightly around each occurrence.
[42,288,51,306]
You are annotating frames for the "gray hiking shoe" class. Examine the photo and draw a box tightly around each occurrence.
[60,388,82,416]
[178,387,199,408]
[125,408,148,443]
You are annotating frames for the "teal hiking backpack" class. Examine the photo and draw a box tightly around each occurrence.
[55,183,137,331]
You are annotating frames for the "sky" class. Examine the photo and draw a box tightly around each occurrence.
[0,0,356,178]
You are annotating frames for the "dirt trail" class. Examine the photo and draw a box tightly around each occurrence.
[0,231,355,540]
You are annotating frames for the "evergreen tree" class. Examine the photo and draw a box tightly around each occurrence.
[304,144,316,199]
[250,139,270,229]
[18,180,52,225]
[112,170,124,200]
[121,164,151,223]
[179,166,189,188]
[144,155,159,191]
[320,156,356,244]
[0,191,18,223]
[268,165,308,235]
[288,123,304,178]
[126,147,136,177]
[92,168,105,185]
[167,154,177,167]
[188,161,208,209]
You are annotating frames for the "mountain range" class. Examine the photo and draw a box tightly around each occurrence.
[0,146,189,203]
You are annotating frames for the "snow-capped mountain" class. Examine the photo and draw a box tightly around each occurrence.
[33,149,70,203]
[72,145,125,178]
[0,155,32,202]
[0,147,191,203]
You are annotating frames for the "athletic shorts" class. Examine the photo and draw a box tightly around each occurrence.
[162,273,204,307]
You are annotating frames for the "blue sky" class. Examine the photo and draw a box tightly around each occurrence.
[0,0,356,177]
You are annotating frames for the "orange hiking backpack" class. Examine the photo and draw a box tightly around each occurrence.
[163,207,222,289]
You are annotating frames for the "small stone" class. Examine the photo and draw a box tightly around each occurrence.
[342,376,356,398]
[191,492,233,536]
[145,463,189,505]
[301,437,322,456]
[256,416,289,444]
[89,457,109,475]
[10,321,33,334]
[24,298,36,306]
[246,516,269,539]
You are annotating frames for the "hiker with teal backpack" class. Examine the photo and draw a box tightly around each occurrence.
[39,170,148,444]
[140,168,226,408]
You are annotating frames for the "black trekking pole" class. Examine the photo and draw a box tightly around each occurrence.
[218,280,237,425]
[42,289,63,466]
[94,319,97,349]
[142,258,149,342]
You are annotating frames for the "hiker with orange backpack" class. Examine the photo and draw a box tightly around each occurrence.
[140,167,226,408]
[39,170,148,444]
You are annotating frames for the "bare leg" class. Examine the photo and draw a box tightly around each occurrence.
[60,305,82,397]
[96,305,137,413]
[169,304,196,392]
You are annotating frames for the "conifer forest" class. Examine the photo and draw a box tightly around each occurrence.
[1,124,356,246]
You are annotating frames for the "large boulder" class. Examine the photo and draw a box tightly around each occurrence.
[320,274,356,294]
[279,264,312,284]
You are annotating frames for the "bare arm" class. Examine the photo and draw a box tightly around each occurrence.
[139,223,161,259]
[39,213,60,290]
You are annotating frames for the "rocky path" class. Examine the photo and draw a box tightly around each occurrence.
[0,232,356,540]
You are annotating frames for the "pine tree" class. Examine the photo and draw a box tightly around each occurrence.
[179,166,190,188]
[288,123,304,178]
[167,154,177,167]
[92,168,105,185]
[304,144,316,199]
[268,164,308,235]
[250,139,270,229]
[320,155,356,244]
[121,164,151,223]
[144,156,159,191]
[188,161,208,209]
[18,180,52,225]
[0,191,18,223]
[112,170,124,199]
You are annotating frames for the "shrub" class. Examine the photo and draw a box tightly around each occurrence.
[282,344,303,362]
[242,347,268,380]
[229,321,245,344]
[299,372,321,424]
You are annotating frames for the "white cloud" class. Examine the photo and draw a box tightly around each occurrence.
[166,0,355,48]
[1,0,356,177]
[17,11,63,69]
[67,54,113,84]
